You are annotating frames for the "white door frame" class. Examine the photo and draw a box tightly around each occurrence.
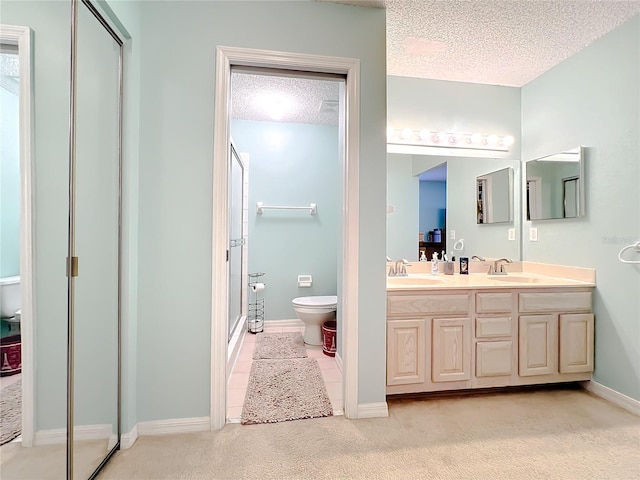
[527,176,542,220]
[210,46,360,429]
[1,24,35,446]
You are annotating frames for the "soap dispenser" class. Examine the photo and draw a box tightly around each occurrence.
[420,251,427,262]
[431,252,439,275]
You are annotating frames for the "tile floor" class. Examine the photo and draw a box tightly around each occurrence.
[227,325,343,423]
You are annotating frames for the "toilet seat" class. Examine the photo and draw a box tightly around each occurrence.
[292,295,337,309]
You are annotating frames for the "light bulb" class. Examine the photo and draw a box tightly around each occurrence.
[448,134,459,144]
[504,135,514,146]
[470,133,482,144]
[419,129,430,140]
[269,104,285,120]
[431,132,442,143]
[401,128,413,140]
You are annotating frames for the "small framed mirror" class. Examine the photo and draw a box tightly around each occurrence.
[525,146,585,220]
[476,167,513,224]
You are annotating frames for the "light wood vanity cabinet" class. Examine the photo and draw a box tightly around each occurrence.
[387,319,426,386]
[386,287,594,395]
[432,317,471,382]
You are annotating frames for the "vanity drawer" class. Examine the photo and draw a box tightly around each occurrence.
[475,317,512,338]
[519,291,592,313]
[476,292,513,313]
[387,294,470,316]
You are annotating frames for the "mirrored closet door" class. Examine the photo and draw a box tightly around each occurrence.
[68,0,122,478]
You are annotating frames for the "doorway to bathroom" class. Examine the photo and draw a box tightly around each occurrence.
[0,25,34,448]
[226,66,344,422]
[211,47,361,429]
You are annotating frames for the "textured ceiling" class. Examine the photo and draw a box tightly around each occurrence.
[386,0,640,86]
[231,72,342,126]
[233,1,640,125]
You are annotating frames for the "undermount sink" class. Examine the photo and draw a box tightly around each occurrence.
[387,276,444,286]
[494,276,546,284]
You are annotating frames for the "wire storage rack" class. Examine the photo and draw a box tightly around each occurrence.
[247,272,265,334]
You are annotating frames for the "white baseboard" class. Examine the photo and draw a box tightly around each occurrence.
[137,416,210,436]
[264,319,304,328]
[582,380,640,416]
[120,424,138,449]
[357,402,389,419]
[34,424,114,446]
[34,429,66,446]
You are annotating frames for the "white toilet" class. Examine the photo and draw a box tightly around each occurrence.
[292,295,337,346]
[0,276,20,321]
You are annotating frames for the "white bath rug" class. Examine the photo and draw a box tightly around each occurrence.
[241,358,333,425]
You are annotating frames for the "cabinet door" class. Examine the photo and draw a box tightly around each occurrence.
[519,315,558,376]
[387,319,426,386]
[476,341,513,377]
[432,318,471,382]
[560,313,594,373]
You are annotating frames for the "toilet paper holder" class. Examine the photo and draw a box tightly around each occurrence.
[298,275,312,287]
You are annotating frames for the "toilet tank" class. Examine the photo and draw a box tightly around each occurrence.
[0,276,20,318]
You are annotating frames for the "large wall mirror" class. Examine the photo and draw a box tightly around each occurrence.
[525,146,585,221]
[387,153,521,262]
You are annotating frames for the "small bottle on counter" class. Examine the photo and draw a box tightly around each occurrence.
[431,252,439,275]
[420,251,427,262]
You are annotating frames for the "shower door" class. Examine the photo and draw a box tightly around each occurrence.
[228,144,245,340]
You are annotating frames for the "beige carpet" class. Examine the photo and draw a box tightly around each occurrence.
[241,358,333,425]
[252,332,308,359]
[97,387,640,479]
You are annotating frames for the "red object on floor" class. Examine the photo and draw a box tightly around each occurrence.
[0,335,21,376]
[322,321,337,357]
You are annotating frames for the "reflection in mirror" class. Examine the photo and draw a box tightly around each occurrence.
[526,147,584,220]
[387,154,521,262]
[476,167,513,224]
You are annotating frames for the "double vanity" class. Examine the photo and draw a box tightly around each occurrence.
[386,262,595,396]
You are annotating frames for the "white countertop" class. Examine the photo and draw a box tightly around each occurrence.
[386,262,596,291]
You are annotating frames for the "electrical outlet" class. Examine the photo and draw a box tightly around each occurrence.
[529,227,538,242]
[450,229,456,240]
[508,228,515,241]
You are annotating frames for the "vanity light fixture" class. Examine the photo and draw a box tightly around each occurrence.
[387,127,514,151]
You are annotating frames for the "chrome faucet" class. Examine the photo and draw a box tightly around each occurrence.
[471,255,485,261]
[389,258,410,277]
[488,258,512,275]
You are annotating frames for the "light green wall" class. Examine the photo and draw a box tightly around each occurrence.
[522,15,640,401]
[387,153,419,261]
[0,85,20,278]
[136,0,386,421]
[232,120,340,321]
